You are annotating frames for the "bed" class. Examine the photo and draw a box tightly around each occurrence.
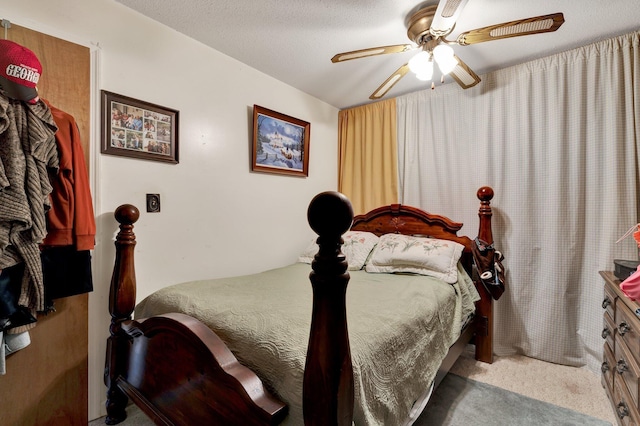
[104,186,496,425]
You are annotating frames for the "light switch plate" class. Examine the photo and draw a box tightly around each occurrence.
[146,194,160,212]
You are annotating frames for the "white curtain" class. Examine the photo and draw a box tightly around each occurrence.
[396,32,640,372]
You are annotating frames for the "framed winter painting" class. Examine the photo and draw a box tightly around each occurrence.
[251,105,310,177]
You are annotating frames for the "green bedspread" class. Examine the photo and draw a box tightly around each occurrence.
[135,262,479,425]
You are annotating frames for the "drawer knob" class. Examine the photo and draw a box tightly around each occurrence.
[601,327,611,339]
[617,359,629,374]
[617,401,629,419]
[618,322,631,336]
[601,361,610,373]
[602,297,612,309]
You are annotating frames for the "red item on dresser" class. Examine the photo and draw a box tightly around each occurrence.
[620,265,640,301]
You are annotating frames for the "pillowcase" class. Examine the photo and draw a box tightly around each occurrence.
[297,231,379,271]
[365,233,464,283]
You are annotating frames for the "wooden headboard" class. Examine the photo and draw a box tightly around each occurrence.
[350,186,495,276]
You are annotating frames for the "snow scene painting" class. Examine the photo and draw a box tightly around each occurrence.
[252,105,310,176]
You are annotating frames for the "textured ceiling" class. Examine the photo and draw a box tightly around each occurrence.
[115,0,640,110]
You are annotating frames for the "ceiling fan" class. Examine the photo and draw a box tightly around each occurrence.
[331,0,565,100]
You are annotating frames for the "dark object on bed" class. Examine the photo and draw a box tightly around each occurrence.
[104,186,496,425]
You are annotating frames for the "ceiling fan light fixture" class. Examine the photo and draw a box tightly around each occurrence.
[433,43,453,59]
[408,51,432,75]
[331,3,566,99]
[433,44,457,75]
[416,67,434,81]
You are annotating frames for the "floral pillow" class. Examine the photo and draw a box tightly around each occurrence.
[365,233,464,283]
[297,231,379,270]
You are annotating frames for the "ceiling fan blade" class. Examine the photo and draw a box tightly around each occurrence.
[449,55,481,89]
[430,0,470,37]
[369,63,410,100]
[456,13,565,45]
[331,44,414,63]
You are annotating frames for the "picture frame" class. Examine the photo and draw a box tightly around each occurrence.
[252,105,310,177]
[101,90,179,164]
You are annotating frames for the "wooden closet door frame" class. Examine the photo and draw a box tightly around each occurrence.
[0,23,91,426]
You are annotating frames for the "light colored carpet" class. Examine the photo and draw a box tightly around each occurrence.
[89,348,617,425]
[449,347,616,424]
[416,373,611,425]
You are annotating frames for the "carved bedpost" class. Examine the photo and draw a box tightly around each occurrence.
[303,191,355,426]
[477,186,494,245]
[104,204,140,425]
[474,186,494,363]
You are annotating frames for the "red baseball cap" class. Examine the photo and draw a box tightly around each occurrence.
[0,39,41,104]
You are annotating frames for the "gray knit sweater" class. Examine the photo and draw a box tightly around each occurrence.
[0,94,58,313]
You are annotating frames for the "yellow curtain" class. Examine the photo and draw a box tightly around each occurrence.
[338,99,398,215]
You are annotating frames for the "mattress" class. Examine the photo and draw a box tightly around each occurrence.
[135,262,480,425]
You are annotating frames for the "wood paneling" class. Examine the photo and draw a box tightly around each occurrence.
[0,23,90,426]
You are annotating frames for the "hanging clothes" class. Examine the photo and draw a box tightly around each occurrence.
[41,100,95,250]
[0,263,36,332]
[0,39,59,375]
[0,93,58,317]
[41,100,95,307]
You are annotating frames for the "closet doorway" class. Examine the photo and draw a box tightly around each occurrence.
[0,23,90,426]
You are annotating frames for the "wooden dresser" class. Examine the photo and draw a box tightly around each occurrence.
[601,271,640,425]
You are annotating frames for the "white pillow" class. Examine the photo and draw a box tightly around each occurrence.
[297,240,318,265]
[297,231,379,271]
[365,233,464,283]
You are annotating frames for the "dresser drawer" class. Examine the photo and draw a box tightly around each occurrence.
[603,342,616,393]
[604,312,616,352]
[616,300,640,366]
[604,281,617,320]
[614,373,640,426]
[615,333,640,412]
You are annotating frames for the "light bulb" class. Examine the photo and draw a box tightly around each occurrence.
[408,51,430,74]
[409,51,433,81]
[415,61,433,81]
[433,44,458,75]
[433,44,453,61]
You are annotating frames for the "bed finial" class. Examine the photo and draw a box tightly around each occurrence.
[307,191,354,237]
[304,191,355,426]
[114,203,140,226]
[476,186,493,244]
[477,186,494,203]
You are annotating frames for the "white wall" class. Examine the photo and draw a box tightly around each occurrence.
[2,0,339,420]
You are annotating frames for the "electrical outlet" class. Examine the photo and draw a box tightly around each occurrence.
[146,194,161,212]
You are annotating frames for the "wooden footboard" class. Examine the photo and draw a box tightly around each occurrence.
[104,205,288,425]
[104,187,495,425]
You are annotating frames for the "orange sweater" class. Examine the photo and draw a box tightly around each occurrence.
[42,100,96,250]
